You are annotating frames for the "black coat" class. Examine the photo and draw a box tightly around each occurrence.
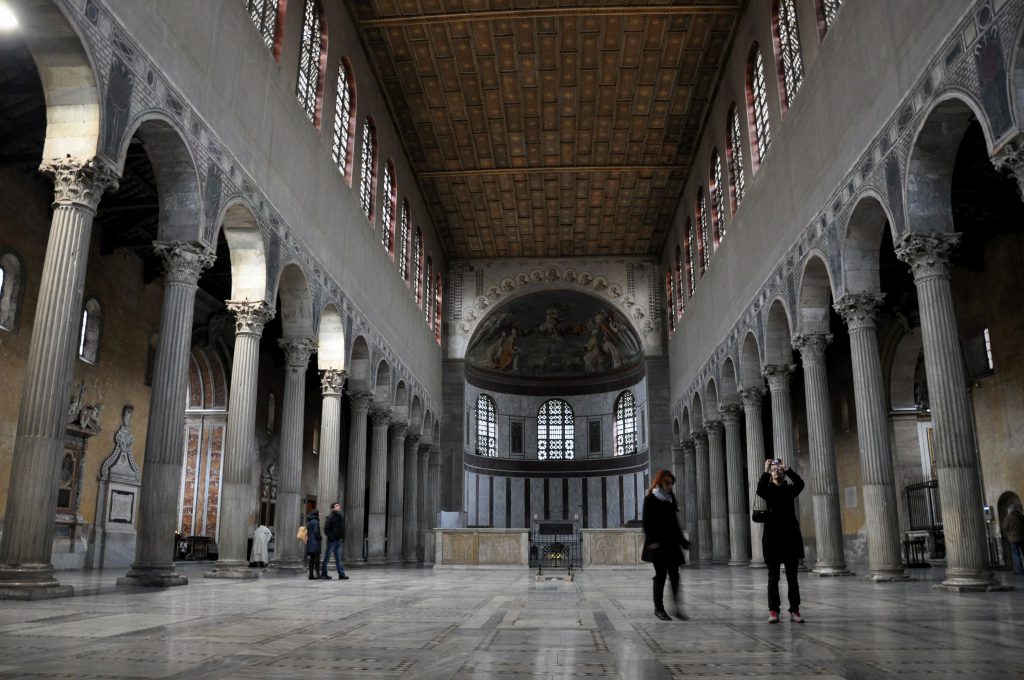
[305,515,322,555]
[323,509,345,540]
[642,491,689,567]
[756,469,805,564]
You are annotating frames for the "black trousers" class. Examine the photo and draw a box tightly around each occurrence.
[652,560,680,611]
[307,552,321,578]
[766,559,800,612]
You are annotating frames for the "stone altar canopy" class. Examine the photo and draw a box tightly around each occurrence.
[92,405,141,569]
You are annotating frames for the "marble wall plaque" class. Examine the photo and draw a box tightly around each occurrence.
[109,490,134,523]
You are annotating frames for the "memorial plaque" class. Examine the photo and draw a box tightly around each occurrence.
[109,489,134,523]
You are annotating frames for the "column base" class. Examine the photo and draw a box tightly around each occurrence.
[205,561,259,579]
[935,576,1011,592]
[365,556,387,565]
[712,559,730,565]
[117,566,188,588]
[0,565,73,599]
[268,561,306,575]
[728,559,750,566]
[0,584,74,600]
[869,569,911,582]
[813,566,854,577]
[749,560,767,569]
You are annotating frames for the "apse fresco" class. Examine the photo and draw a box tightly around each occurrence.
[467,291,643,378]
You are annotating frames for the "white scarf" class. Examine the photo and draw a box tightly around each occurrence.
[653,487,671,502]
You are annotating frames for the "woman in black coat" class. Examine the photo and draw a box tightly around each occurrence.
[756,458,805,623]
[642,469,690,621]
[305,510,323,580]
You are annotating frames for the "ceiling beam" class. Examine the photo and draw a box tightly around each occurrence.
[359,5,739,28]
[417,164,687,179]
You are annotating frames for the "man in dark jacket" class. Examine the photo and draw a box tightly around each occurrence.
[321,502,349,580]
[756,458,805,623]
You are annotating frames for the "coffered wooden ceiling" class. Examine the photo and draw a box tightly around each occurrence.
[349,1,742,258]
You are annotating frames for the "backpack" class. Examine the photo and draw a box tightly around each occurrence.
[296,525,308,543]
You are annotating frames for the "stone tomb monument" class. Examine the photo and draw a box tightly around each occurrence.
[92,405,141,569]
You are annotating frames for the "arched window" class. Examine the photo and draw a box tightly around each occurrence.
[246,0,284,57]
[684,217,695,296]
[537,399,574,460]
[424,256,433,326]
[381,160,396,254]
[665,273,675,333]
[0,252,23,331]
[697,190,709,275]
[747,45,772,169]
[295,0,327,127]
[413,227,423,305]
[399,200,410,281]
[78,298,101,364]
[710,149,725,246]
[435,272,443,343]
[614,391,637,457]
[726,104,746,212]
[773,0,804,110]
[359,118,377,223]
[475,394,496,457]
[674,245,684,312]
[818,0,844,36]
[331,59,354,182]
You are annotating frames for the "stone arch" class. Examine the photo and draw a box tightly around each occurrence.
[672,418,680,443]
[764,299,793,366]
[118,115,203,242]
[1013,20,1024,124]
[422,410,433,444]
[216,200,269,301]
[906,92,995,236]
[433,419,440,445]
[689,393,704,433]
[18,0,103,163]
[740,331,763,389]
[796,253,836,335]
[373,359,391,404]
[393,381,409,423]
[347,335,371,391]
[410,396,423,435]
[887,327,925,410]
[680,406,691,436]
[841,192,896,295]
[720,356,739,403]
[316,303,345,371]
[274,262,314,339]
[704,378,720,420]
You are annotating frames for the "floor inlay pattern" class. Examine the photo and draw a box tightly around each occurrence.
[0,564,1019,679]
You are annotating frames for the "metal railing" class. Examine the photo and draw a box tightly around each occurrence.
[529,528,581,577]
[905,480,945,560]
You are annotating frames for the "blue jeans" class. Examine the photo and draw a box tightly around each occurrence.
[1010,541,1024,575]
[322,539,346,576]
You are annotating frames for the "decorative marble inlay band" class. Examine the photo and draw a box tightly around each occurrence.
[41,155,119,210]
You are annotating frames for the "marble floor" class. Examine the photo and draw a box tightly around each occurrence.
[0,564,1020,679]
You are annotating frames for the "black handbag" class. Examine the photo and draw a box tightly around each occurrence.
[751,509,772,523]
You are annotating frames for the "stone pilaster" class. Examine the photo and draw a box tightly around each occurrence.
[895,233,998,590]
[705,420,729,564]
[401,434,421,563]
[721,403,750,566]
[793,333,851,576]
[740,387,768,568]
[681,438,698,561]
[271,338,316,574]
[692,431,711,564]
[344,391,373,559]
[424,448,442,566]
[671,445,685,527]
[386,422,408,564]
[317,369,345,546]
[992,136,1024,199]
[366,406,392,563]
[207,300,275,580]
[834,293,907,581]
[0,158,117,599]
[119,242,215,587]
[417,443,431,562]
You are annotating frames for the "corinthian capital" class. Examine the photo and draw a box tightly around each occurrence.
[703,419,724,439]
[680,437,696,453]
[40,156,119,210]
[834,293,884,330]
[720,402,744,423]
[389,422,408,439]
[369,406,392,427]
[226,300,275,336]
[405,433,421,450]
[691,431,708,449]
[739,387,764,411]
[320,368,346,396]
[279,337,317,369]
[792,333,832,366]
[154,241,216,286]
[761,364,794,392]
[894,232,959,282]
[348,390,373,413]
[992,136,1024,198]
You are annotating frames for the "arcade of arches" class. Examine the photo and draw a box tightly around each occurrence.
[0,0,1022,676]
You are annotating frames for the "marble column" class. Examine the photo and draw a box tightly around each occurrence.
[834,294,907,581]
[271,338,316,573]
[896,233,996,590]
[705,420,729,564]
[681,438,698,561]
[317,369,344,522]
[721,403,751,566]
[741,387,768,568]
[693,431,712,564]
[366,406,392,563]
[0,158,117,598]
[120,243,215,587]
[671,445,686,527]
[386,422,408,564]
[401,434,421,563]
[425,447,442,566]
[992,136,1024,198]
[417,443,431,562]
[793,333,850,576]
[208,301,275,579]
[344,391,373,560]
[762,364,796,462]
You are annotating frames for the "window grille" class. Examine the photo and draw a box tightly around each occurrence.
[776,0,804,107]
[665,273,675,333]
[331,62,353,177]
[614,391,637,457]
[684,219,695,296]
[750,48,772,165]
[399,201,410,281]
[414,228,423,305]
[728,105,746,210]
[711,150,725,245]
[424,257,433,326]
[537,399,574,460]
[698,191,709,275]
[821,0,843,31]
[359,119,377,222]
[295,0,324,124]
[245,0,278,49]
[381,162,394,252]
[476,394,496,456]
[675,245,684,312]
[435,273,443,342]
[78,298,101,364]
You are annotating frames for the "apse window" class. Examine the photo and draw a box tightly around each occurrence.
[0,251,23,331]
[614,391,637,457]
[984,328,994,371]
[538,399,574,460]
[475,394,496,457]
[78,298,101,364]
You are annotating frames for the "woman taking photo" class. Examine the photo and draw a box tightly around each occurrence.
[642,469,690,621]
[756,458,805,623]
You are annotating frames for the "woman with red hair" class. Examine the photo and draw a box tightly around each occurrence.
[642,469,690,620]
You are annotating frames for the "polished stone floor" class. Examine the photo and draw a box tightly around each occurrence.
[0,564,1020,679]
